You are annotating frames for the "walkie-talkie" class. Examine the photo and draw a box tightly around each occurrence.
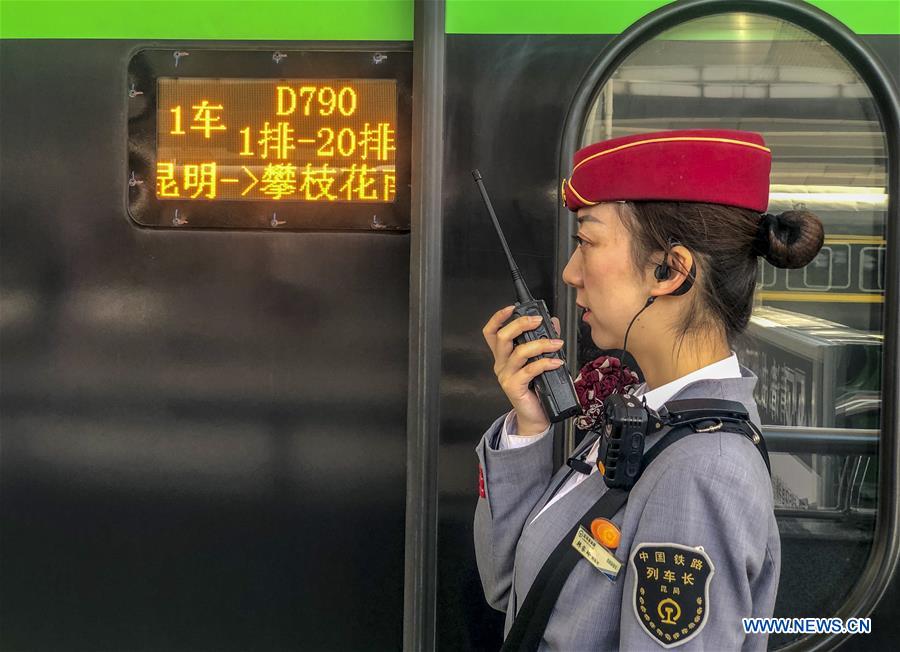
[472,169,582,423]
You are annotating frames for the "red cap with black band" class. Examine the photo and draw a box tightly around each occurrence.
[562,129,772,212]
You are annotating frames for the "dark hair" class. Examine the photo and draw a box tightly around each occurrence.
[616,202,825,350]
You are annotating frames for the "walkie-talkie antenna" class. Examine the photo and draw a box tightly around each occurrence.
[471,169,534,303]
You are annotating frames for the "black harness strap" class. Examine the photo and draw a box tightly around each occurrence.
[642,418,771,476]
[500,421,769,652]
[500,488,628,652]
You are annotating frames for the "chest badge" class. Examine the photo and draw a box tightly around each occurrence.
[572,526,621,580]
[629,542,714,648]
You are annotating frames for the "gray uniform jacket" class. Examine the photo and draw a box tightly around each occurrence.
[474,365,780,651]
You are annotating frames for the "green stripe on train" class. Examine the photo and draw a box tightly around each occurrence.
[2,1,896,40]
[0,0,413,40]
[445,0,900,35]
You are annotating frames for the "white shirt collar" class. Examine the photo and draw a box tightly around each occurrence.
[628,351,742,411]
[584,351,742,465]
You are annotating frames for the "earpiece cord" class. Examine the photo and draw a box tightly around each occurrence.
[621,243,695,355]
[621,297,655,356]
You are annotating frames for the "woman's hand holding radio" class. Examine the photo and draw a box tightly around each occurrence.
[483,305,564,436]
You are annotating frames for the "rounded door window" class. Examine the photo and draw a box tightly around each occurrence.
[579,13,888,648]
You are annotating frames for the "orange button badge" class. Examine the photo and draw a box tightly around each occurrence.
[590,518,621,550]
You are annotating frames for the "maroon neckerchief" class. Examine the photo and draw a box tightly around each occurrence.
[573,355,641,431]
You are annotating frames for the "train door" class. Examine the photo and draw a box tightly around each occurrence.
[436,1,898,650]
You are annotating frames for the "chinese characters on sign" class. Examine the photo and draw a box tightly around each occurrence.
[156,78,397,202]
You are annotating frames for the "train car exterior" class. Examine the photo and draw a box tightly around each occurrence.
[1,1,898,650]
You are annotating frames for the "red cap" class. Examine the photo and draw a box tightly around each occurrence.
[562,129,771,212]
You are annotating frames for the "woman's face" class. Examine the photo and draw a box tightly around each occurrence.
[562,203,653,350]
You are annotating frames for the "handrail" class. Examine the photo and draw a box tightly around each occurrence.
[763,426,879,455]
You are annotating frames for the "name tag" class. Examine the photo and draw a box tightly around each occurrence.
[572,525,622,580]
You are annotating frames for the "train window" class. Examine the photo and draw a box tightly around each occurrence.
[579,12,888,648]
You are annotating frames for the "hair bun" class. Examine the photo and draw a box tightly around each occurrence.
[755,210,825,269]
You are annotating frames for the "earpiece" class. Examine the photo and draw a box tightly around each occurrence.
[654,239,695,296]
[654,261,670,281]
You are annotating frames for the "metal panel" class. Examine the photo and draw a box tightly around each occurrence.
[438,33,617,650]
[0,40,409,651]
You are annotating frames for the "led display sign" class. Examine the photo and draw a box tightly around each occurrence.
[156,79,397,203]
[128,49,411,230]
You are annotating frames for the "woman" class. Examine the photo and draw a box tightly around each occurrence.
[474,129,824,650]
